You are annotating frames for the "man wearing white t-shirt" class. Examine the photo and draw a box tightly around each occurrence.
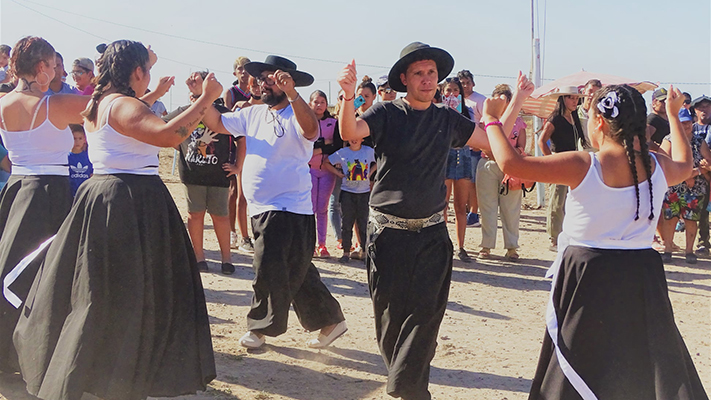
[203,56,346,350]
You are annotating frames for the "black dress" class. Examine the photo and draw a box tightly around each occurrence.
[13,174,216,400]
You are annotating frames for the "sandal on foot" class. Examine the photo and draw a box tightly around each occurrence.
[478,248,491,259]
[505,248,520,261]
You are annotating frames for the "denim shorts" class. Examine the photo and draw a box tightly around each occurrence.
[470,150,482,183]
[446,147,473,180]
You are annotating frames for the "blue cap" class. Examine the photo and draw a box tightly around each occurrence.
[679,108,693,122]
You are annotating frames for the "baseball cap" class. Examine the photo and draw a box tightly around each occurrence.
[691,95,711,108]
[678,108,693,122]
[652,88,668,101]
[73,57,94,72]
[376,75,389,88]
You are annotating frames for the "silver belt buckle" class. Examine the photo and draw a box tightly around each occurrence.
[407,219,425,232]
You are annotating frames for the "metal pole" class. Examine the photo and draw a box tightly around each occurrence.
[533,40,545,208]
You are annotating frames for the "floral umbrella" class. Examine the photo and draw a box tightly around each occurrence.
[521,70,658,118]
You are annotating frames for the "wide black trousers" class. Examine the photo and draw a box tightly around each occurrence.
[248,211,345,336]
[366,222,453,400]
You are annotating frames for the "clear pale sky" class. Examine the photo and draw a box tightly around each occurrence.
[2,0,710,110]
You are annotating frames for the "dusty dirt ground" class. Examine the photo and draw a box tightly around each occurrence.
[0,149,709,400]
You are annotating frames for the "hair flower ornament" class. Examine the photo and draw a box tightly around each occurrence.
[597,91,620,119]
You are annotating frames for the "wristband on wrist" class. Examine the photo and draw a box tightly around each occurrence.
[288,93,301,103]
[342,93,356,102]
[484,121,503,129]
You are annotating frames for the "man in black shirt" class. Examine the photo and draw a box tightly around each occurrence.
[337,42,531,400]
[647,88,670,146]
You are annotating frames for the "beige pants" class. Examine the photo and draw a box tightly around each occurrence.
[476,158,522,249]
[546,184,568,242]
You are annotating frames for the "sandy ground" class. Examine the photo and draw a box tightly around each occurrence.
[0,148,709,400]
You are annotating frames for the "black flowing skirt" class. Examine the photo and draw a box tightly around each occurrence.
[0,175,72,372]
[529,246,708,400]
[13,174,216,400]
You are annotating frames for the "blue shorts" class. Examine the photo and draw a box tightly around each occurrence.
[470,150,482,183]
[446,148,473,180]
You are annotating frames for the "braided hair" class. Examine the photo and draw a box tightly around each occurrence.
[82,40,150,123]
[591,84,653,221]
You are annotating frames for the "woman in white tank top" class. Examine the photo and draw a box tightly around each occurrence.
[13,40,223,400]
[0,36,88,373]
[482,75,707,400]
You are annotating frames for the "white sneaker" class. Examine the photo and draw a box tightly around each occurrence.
[239,331,265,349]
[306,321,348,349]
[230,231,238,249]
[238,237,255,254]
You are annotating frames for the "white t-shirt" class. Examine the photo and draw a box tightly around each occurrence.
[464,91,487,123]
[329,146,375,194]
[221,104,316,217]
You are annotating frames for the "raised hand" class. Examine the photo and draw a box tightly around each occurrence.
[337,60,357,98]
[153,76,175,97]
[666,85,684,117]
[146,45,158,68]
[270,70,295,94]
[483,95,509,121]
[202,72,223,101]
[186,72,203,96]
[516,71,535,98]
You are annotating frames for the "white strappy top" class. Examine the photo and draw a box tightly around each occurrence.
[0,96,74,175]
[86,97,160,175]
[561,152,667,250]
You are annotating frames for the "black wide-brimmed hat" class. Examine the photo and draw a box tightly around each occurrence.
[244,55,314,87]
[388,42,454,93]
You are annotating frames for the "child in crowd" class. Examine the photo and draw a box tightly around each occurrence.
[0,45,10,84]
[325,137,375,263]
[68,124,93,196]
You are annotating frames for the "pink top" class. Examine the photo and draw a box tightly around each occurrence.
[309,117,337,169]
[483,117,527,159]
[81,85,95,96]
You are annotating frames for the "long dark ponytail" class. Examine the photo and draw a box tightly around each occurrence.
[82,40,150,123]
[592,84,653,221]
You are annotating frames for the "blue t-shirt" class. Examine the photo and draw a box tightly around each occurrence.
[0,143,9,190]
[45,83,80,96]
[68,150,93,196]
[329,146,375,194]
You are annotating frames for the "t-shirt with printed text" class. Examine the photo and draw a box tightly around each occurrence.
[166,102,233,188]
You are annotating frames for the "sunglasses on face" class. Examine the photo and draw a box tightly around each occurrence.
[255,75,275,86]
[71,70,86,76]
[380,88,393,94]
